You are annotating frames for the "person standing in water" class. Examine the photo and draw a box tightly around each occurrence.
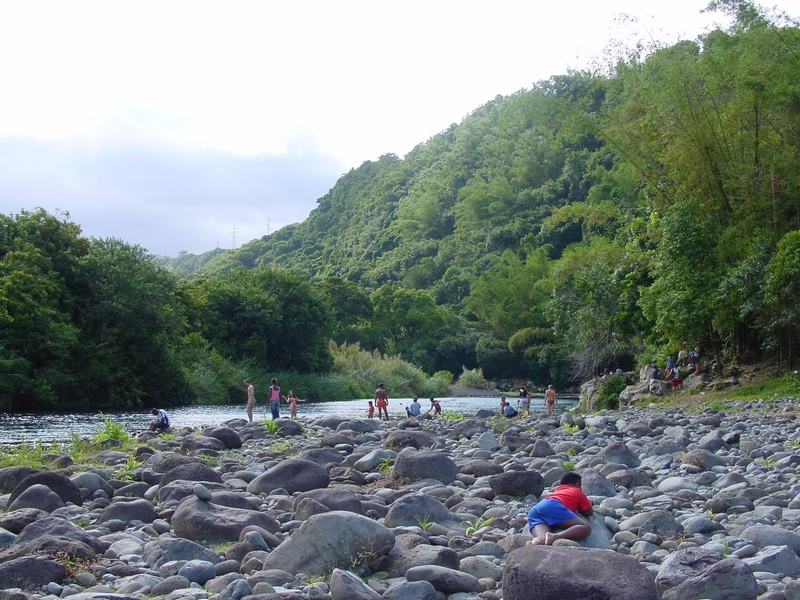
[244,379,255,423]
[544,384,557,416]
[268,378,281,420]
[375,383,389,421]
[287,390,304,419]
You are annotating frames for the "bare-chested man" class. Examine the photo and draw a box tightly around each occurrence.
[375,383,389,421]
[244,379,255,422]
[544,384,557,416]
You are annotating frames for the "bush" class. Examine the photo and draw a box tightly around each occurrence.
[456,367,489,389]
[433,370,454,384]
[594,375,626,410]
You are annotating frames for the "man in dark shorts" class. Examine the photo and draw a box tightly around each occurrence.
[375,383,389,420]
[149,408,170,431]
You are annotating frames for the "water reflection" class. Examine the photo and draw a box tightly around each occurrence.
[0,395,576,445]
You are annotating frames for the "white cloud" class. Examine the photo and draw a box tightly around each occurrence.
[0,0,798,254]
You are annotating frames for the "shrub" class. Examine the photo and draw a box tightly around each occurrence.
[456,367,489,389]
[594,375,626,410]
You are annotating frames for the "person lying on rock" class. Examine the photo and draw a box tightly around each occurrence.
[526,472,592,546]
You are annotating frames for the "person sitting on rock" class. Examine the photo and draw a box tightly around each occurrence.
[500,396,517,418]
[526,472,593,546]
[149,408,170,432]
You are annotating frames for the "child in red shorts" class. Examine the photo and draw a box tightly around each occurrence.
[526,472,593,546]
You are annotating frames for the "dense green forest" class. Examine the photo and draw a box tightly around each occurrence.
[5,1,800,410]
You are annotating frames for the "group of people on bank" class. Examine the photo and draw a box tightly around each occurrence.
[367,384,442,421]
[243,378,305,422]
[499,385,558,418]
[650,344,702,395]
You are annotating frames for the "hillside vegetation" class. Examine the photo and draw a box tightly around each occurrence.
[4,1,800,410]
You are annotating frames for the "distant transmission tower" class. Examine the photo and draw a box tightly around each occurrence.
[231,226,238,249]
[265,218,271,236]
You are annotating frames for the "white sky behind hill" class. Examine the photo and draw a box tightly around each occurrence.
[0,0,797,256]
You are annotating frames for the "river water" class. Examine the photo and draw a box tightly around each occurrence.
[0,395,577,445]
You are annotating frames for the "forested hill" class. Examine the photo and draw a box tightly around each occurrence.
[161,6,800,385]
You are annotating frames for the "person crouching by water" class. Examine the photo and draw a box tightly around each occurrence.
[429,397,441,416]
[500,396,517,418]
[526,472,593,546]
[268,378,281,419]
[149,408,170,432]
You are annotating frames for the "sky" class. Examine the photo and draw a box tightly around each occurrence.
[0,1,797,257]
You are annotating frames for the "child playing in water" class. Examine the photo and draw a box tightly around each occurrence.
[286,390,304,419]
[366,401,375,419]
[526,472,593,546]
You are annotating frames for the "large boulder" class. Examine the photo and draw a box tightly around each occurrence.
[150,452,203,473]
[246,459,330,495]
[260,511,394,576]
[71,472,116,498]
[142,537,218,569]
[11,516,104,554]
[384,430,440,451]
[741,524,800,554]
[295,448,344,467]
[381,544,460,577]
[158,480,227,505]
[7,472,83,507]
[293,489,363,515]
[656,547,729,593]
[661,557,758,600]
[600,442,641,468]
[160,463,223,489]
[202,427,242,449]
[96,498,157,525]
[489,471,544,499]
[578,468,617,497]
[6,484,64,513]
[392,448,458,485]
[0,509,48,535]
[180,434,225,452]
[503,546,658,600]
[172,496,280,543]
[383,493,458,529]
[0,467,38,494]
[0,556,65,588]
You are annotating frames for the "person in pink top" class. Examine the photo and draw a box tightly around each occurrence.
[287,390,304,419]
[526,472,593,546]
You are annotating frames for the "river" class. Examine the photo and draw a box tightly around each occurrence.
[0,395,577,445]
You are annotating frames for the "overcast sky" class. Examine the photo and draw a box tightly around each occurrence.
[1,1,797,256]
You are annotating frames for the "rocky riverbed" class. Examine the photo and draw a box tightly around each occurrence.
[0,396,800,600]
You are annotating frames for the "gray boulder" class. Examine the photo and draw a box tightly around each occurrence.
[142,537,218,569]
[383,493,457,528]
[172,496,280,543]
[451,420,488,439]
[578,468,617,497]
[743,545,800,577]
[656,547,727,592]
[0,509,47,535]
[293,489,363,514]
[329,568,382,600]
[71,472,115,498]
[159,463,223,489]
[158,480,227,505]
[202,427,242,449]
[392,447,458,484]
[313,416,351,430]
[683,449,727,470]
[489,470,544,498]
[503,546,658,600]
[0,556,65,588]
[177,559,217,585]
[384,429,440,450]
[6,484,64,513]
[382,544,460,577]
[260,511,394,576]
[150,452,203,473]
[353,449,396,472]
[12,516,104,553]
[405,565,480,594]
[7,472,83,507]
[0,467,38,494]
[661,557,757,600]
[246,459,330,495]
[383,580,438,600]
[96,499,156,524]
[741,524,800,554]
[600,442,641,468]
[180,434,225,452]
[295,447,344,467]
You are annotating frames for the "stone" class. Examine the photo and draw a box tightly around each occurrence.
[577,468,617,497]
[142,537,219,569]
[600,442,641,468]
[384,429,441,450]
[71,472,115,497]
[0,556,65,589]
[180,434,225,452]
[382,580,438,600]
[352,449,396,472]
[742,544,800,576]
[6,484,64,513]
[150,452,203,473]
[159,463,223,489]
[329,568,382,600]
[177,560,217,585]
[172,496,280,543]
[503,546,658,600]
[488,470,544,498]
[655,547,724,592]
[405,565,480,594]
[7,472,83,507]
[392,447,458,484]
[381,544,460,577]
[0,509,47,535]
[246,459,330,495]
[383,492,457,528]
[96,498,156,524]
[202,427,242,449]
[741,524,800,554]
[260,511,394,576]
[295,447,345,467]
[293,488,363,514]
[11,516,104,553]
[660,557,758,600]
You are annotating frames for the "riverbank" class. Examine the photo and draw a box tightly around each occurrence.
[0,390,798,598]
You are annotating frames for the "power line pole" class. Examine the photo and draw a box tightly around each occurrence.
[231,226,238,249]
[265,218,271,236]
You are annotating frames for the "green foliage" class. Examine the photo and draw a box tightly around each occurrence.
[263,419,283,434]
[594,375,626,410]
[377,457,394,474]
[560,460,576,472]
[456,367,489,389]
[433,370,454,384]
[93,414,131,445]
[462,516,490,536]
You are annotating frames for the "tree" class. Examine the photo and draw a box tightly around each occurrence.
[313,277,372,344]
[200,267,333,372]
